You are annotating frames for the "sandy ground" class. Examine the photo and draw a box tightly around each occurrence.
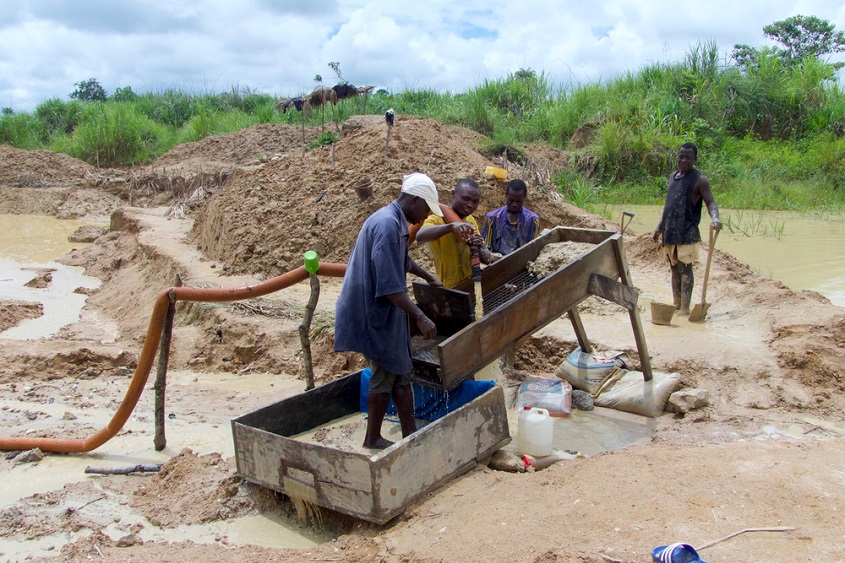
[1,119,845,562]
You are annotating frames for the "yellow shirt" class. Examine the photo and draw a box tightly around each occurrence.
[422,214,479,288]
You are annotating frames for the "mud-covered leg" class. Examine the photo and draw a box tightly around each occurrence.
[679,262,694,315]
[392,383,417,438]
[671,262,683,310]
[363,393,393,449]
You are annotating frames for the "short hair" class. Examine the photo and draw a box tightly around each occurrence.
[680,142,697,159]
[455,178,480,192]
[505,179,527,196]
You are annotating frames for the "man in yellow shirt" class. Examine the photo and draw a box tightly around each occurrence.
[416,178,493,287]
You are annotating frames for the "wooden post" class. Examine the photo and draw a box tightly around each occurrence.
[299,274,321,390]
[154,274,181,451]
[567,306,593,353]
[301,113,306,157]
[610,237,653,381]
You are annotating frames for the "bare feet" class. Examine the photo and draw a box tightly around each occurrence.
[363,437,394,450]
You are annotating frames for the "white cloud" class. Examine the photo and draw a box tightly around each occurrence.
[0,0,843,112]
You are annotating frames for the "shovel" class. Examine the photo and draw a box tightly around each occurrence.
[619,210,635,235]
[689,223,720,322]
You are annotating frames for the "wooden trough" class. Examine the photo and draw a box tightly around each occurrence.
[411,226,653,390]
[232,370,509,524]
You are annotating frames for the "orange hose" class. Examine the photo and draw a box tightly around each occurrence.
[0,263,347,453]
[408,203,462,244]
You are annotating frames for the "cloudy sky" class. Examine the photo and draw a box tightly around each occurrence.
[2,0,844,113]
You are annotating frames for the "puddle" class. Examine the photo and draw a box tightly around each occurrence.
[549,407,656,456]
[0,214,99,263]
[0,511,329,562]
[505,391,656,457]
[226,513,329,549]
[0,257,101,340]
[0,214,103,340]
[602,205,845,307]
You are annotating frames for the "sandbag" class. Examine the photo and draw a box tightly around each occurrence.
[594,369,680,418]
[556,347,628,396]
[514,378,572,417]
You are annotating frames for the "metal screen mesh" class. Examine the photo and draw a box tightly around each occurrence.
[481,269,542,315]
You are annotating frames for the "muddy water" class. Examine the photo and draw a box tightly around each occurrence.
[0,216,335,556]
[0,214,103,339]
[602,205,845,307]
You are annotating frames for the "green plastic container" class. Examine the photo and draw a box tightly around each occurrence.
[303,250,319,275]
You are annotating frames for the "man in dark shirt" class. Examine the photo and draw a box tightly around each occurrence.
[481,179,540,257]
[652,143,722,315]
[335,172,442,449]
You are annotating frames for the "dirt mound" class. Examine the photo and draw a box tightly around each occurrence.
[153,124,326,171]
[189,115,609,276]
[0,300,42,333]
[131,449,254,527]
[0,145,96,188]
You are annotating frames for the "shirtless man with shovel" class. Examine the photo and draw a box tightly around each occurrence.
[653,142,722,317]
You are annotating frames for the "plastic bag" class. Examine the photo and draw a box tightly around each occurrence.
[514,378,572,417]
[594,370,680,418]
[555,347,628,396]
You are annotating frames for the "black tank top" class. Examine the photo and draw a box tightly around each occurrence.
[660,169,702,245]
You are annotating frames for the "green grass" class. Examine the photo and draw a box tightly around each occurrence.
[2,44,845,209]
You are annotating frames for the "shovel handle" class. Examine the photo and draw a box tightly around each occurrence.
[620,211,635,235]
[699,223,719,303]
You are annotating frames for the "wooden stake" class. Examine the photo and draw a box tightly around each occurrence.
[301,113,306,157]
[384,124,392,157]
[299,274,321,390]
[85,464,162,475]
[154,274,181,451]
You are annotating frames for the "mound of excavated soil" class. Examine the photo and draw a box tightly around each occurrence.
[153,123,327,172]
[0,145,96,188]
[0,300,42,333]
[189,116,609,277]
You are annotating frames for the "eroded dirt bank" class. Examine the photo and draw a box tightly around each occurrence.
[1,119,845,562]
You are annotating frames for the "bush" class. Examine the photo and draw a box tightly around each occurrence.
[309,130,339,148]
[34,98,84,136]
[66,102,166,166]
[0,112,47,149]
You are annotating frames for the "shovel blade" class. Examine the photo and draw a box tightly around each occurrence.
[688,302,710,322]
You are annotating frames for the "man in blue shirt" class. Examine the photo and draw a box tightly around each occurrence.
[481,179,540,257]
[335,172,442,449]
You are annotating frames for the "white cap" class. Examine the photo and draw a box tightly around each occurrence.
[401,173,442,217]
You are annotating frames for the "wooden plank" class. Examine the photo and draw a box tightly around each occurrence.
[234,372,360,436]
[610,237,653,381]
[453,226,562,294]
[588,273,639,310]
[567,307,592,353]
[452,227,616,294]
[412,282,474,335]
[440,239,620,384]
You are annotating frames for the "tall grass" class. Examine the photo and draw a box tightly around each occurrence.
[2,42,845,209]
[52,102,168,166]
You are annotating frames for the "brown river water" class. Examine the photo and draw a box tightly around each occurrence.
[604,205,845,307]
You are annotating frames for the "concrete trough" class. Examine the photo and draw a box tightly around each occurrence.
[232,370,510,524]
